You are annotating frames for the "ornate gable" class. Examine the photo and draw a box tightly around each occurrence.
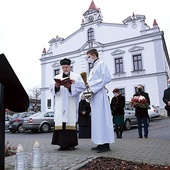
[79,41,102,51]
[82,1,102,25]
[111,49,125,56]
[51,62,60,68]
[128,46,144,52]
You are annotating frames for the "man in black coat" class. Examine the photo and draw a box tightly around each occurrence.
[133,84,150,138]
[162,79,170,118]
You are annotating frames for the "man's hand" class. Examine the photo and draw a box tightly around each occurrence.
[64,82,72,89]
[82,111,86,115]
[86,83,89,89]
[71,79,75,84]
[168,101,170,106]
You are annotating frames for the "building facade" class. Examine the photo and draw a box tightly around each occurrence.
[40,1,170,112]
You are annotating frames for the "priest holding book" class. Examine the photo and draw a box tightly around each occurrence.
[50,58,84,151]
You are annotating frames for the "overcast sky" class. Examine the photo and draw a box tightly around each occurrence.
[0,0,169,92]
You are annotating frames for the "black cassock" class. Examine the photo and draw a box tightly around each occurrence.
[78,99,91,138]
[51,122,78,147]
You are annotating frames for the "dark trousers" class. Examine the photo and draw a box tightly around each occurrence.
[137,116,148,138]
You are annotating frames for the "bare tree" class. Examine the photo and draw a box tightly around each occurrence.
[28,86,41,112]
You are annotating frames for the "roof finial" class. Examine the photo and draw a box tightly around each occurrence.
[42,48,46,54]
[132,12,135,19]
[82,19,84,24]
[153,19,158,26]
[89,0,97,10]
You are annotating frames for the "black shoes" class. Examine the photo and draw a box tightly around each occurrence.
[58,147,68,151]
[68,147,76,150]
[91,145,102,150]
[58,146,76,151]
[97,147,110,153]
[117,135,122,139]
[138,136,143,138]
[91,144,110,153]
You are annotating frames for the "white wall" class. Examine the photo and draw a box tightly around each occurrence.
[40,12,169,111]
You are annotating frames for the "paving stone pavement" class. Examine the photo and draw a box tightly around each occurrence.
[5,118,170,169]
[5,136,170,170]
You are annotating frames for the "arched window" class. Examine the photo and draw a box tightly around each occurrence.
[88,28,94,41]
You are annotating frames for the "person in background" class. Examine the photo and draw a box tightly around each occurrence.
[78,94,91,138]
[85,48,115,153]
[133,84,150,138]
[110,88,125,139]
[49,58,84,151]
[162,79,170,119]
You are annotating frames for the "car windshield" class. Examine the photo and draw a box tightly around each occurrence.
[125,102,134,110]
[12,113,19,119]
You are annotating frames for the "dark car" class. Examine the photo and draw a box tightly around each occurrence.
[8,112,35,133]
[23,111,54,133]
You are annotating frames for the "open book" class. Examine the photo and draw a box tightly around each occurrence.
[54,77,72,86]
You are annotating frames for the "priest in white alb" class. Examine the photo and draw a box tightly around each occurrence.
[50,58,84,151]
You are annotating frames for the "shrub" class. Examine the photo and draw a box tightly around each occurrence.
[5,141,17,157]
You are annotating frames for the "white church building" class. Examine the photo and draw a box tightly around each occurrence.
[40,1,170,112]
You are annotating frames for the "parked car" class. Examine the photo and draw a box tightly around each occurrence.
[8,112,35,133]
[5,115,12,130]
[148,105,160,119]
[124,104,138,130]
[22,111,54,133]
[123,102,160,130]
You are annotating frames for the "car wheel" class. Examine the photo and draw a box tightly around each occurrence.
[40,123,50,133]
[31,129,38,133]
[18,125,25,133]
[124,119,131,130]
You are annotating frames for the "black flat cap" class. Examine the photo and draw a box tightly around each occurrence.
[60,58,71,65]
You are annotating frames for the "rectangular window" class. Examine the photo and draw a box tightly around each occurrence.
[115,58,123,73]
[54,69,60,76]
[133,54,142,71]
[119,88,125,97]
[47,99,51,109]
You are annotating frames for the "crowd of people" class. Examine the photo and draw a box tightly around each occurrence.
[50,48,169,153]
